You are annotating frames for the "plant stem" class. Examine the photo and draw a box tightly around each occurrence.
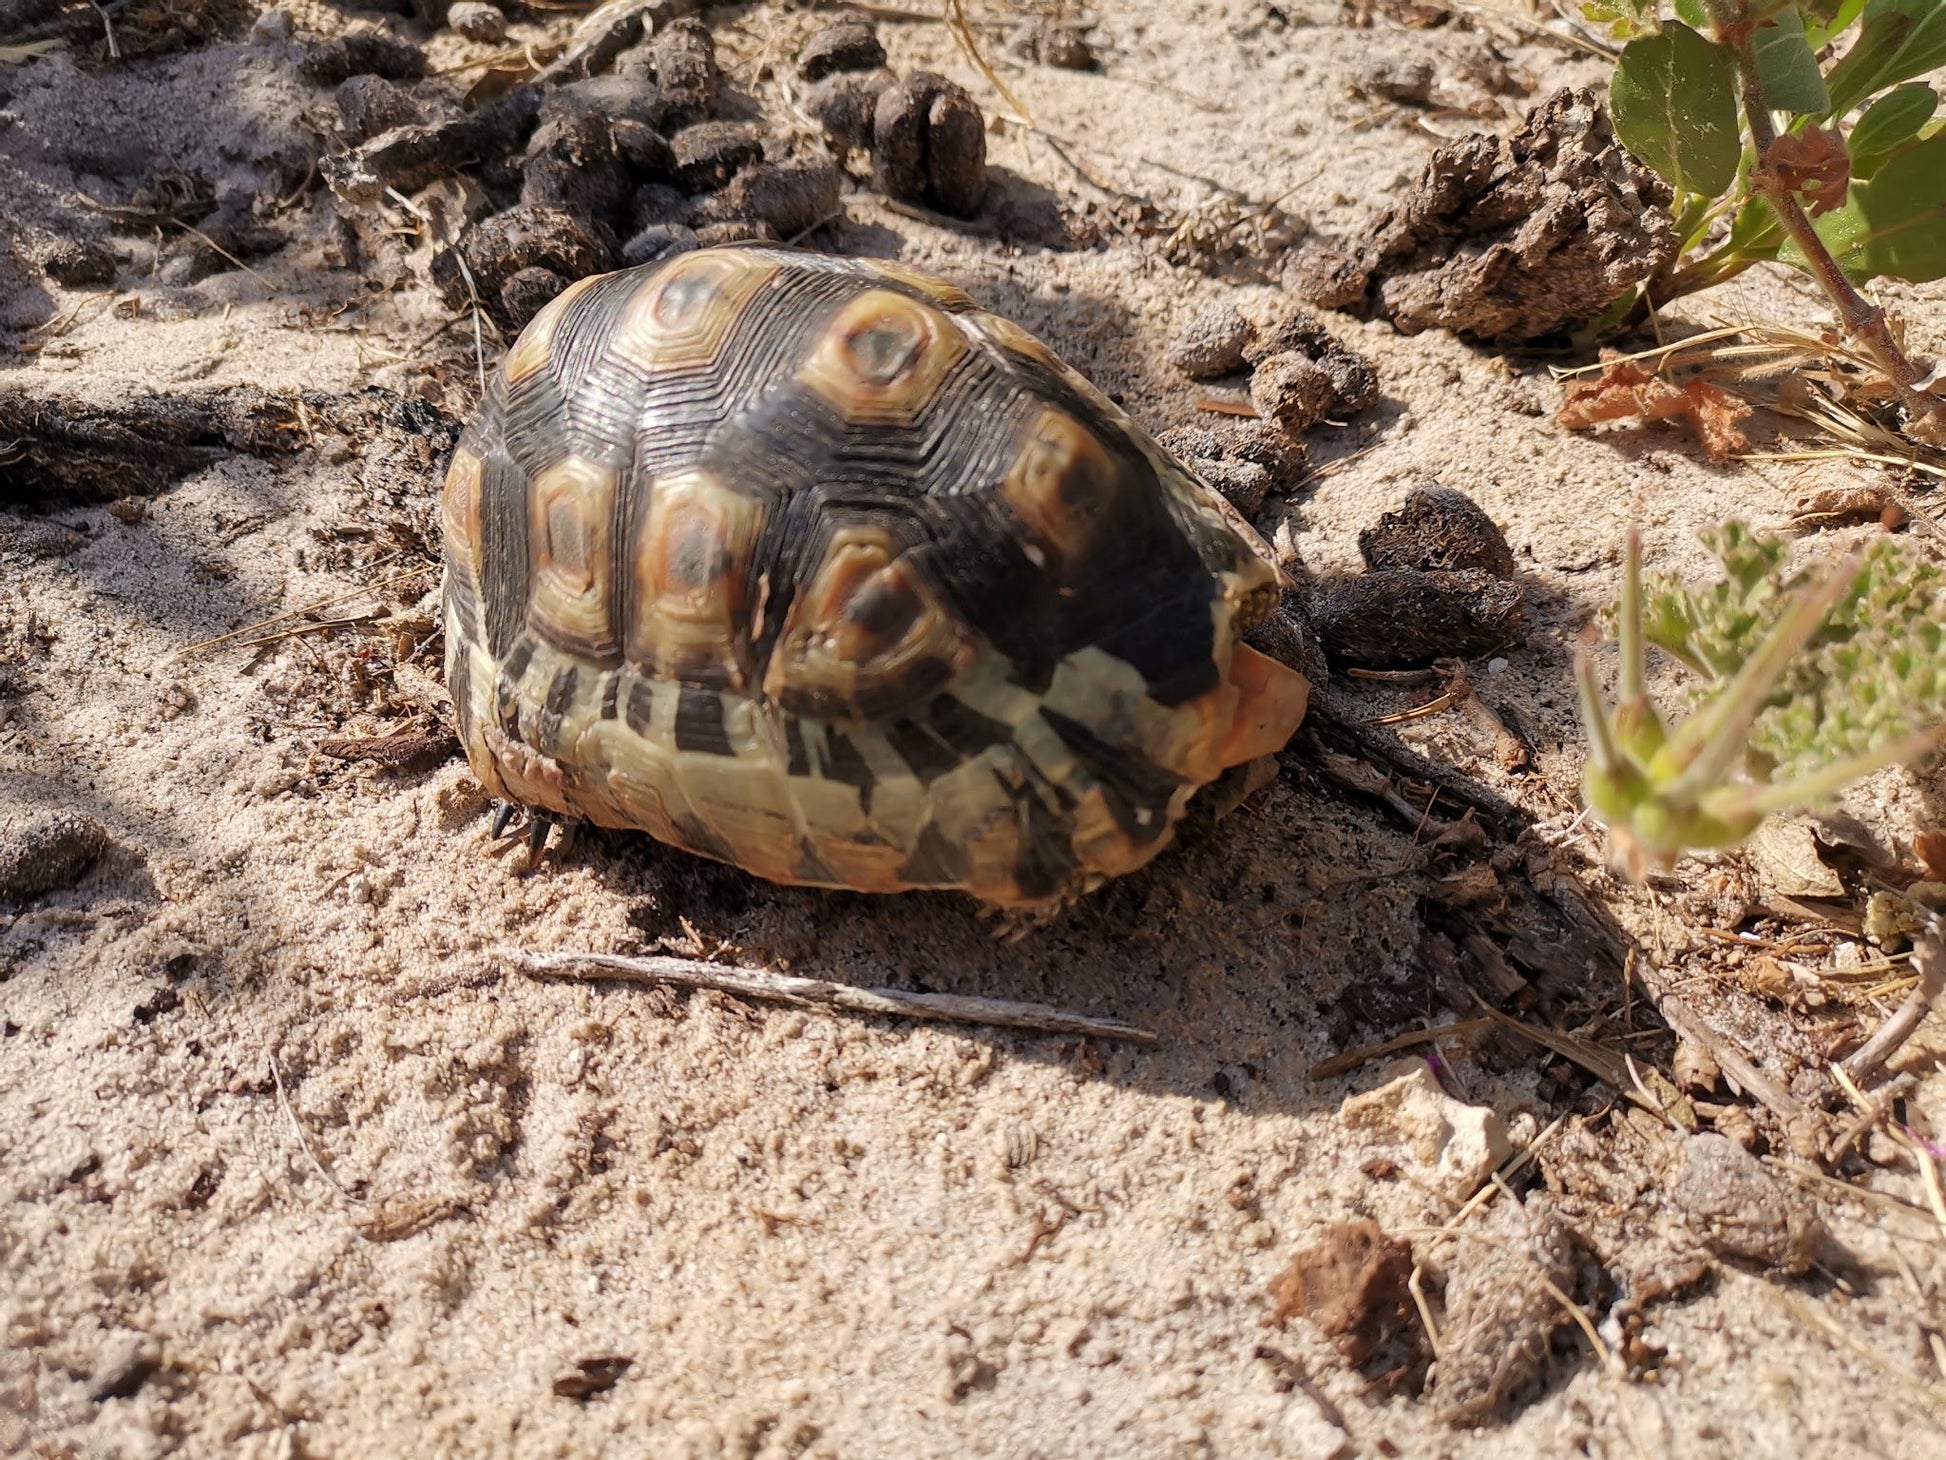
[1708,0,1946,439]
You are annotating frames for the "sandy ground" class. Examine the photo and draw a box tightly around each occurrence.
[4,2,1946,1456]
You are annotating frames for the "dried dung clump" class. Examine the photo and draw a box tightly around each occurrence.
[1666,1133,1824,1274]
[1295,88,1675,342]
[1359,485,1516,576]
[1430,1195,1582,1424]
[1269,1218,1426,1388]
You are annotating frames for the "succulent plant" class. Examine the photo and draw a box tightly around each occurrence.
[1577,523,1946,879]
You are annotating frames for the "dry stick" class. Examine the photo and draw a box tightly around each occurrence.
[1654,986,1806,1119]
[1840,923,1945,1083]
[1707,0,1946,440]
[503,950,1160,1045]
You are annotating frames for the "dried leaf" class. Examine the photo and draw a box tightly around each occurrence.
[1915,828,1946,881]
[1557,361,1753,462]
[1761,128,1850,217]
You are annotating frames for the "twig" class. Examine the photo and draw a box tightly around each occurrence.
[1705,0,1945,441]
[1651,987,1806,1119]
[268,1055,359,1203]
[1308,1017,1495,1081]
[1840,923,1944,1083]
[503,950,1160,1044]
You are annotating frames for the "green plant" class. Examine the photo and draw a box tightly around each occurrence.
[1589,0,1946,439]
[1576,523,1946,876]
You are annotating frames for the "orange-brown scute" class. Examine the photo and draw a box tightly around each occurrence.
[503,273,601,384]
[528,457,621,658]
[1001,407,1120,566]
[797,289,967,424]
[1218,644,1310,767]
[441,447,484,580]
[626,470,768,688]
[763,528,969,720]
[610,249,780,373]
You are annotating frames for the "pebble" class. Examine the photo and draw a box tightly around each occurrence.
[1164,303,1255,380]
[447,1,506,42]
[1340,1058,1511,1199]
[250,7,294,43]
[0,810,109,901]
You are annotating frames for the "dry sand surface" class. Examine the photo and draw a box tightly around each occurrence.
[4,1,1946,1456]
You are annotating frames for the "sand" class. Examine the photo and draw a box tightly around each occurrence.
[4,2,1946,1456]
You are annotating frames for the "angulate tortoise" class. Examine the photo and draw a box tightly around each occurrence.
[441,246,1309,909]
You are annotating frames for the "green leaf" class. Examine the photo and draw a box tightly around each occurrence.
[1847,81,1938,176]
[1582,0,1661,38]
[1753,8,1832,112]
[1611,24,1744,199]
[1823,0,1946,120]
[1805,0,1870,47]
[1812,131,1946,281]
[1672,0,1709,26]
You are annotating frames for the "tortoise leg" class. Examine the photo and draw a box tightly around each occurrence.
[524,811,555,871]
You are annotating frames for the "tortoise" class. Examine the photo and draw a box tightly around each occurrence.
[441,246,1309,909]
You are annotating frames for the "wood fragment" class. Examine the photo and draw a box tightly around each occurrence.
[1840,924,1943,1084]
[1309,1017,1495,1080]
[1650,989,1806,1120]
[503,950,1159,1045]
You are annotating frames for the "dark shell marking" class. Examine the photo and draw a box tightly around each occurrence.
[443,246,1305,907]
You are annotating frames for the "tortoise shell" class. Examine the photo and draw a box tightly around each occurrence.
[441,246,1309,908]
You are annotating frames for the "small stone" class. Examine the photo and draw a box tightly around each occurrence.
[1250,352,1337,435]
[1487,656,1509,674]
[670,121,764,192]
[1667,1132,1823,1274]
[1312,568,1524,668]
[1165,303,1255,379]
[89,1330,160,1402]
[0,810,110,901]
[1340,1059,1511,1199]
[447,0,506,41]
[1010,19,1099,71]
[797,20,886,81]
[1279,1395,1353,1460]
[250,7,294,43]
[1358,485,1516,576]
[1355,59,1435,104]
[874,72,987,218]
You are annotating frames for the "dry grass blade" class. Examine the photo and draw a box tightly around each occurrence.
[1308,1017,1495,1080]
[945,0,1032,124]
[505,950,1160,1044]
[0,40,64,61]
[169,564,438,663]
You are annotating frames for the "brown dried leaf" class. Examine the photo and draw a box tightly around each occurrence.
[1760,128,1850,218]
[1916,829,1946,882]
[1557,360,1752,463]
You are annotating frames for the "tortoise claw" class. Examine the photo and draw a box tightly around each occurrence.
[489,801,519,839]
